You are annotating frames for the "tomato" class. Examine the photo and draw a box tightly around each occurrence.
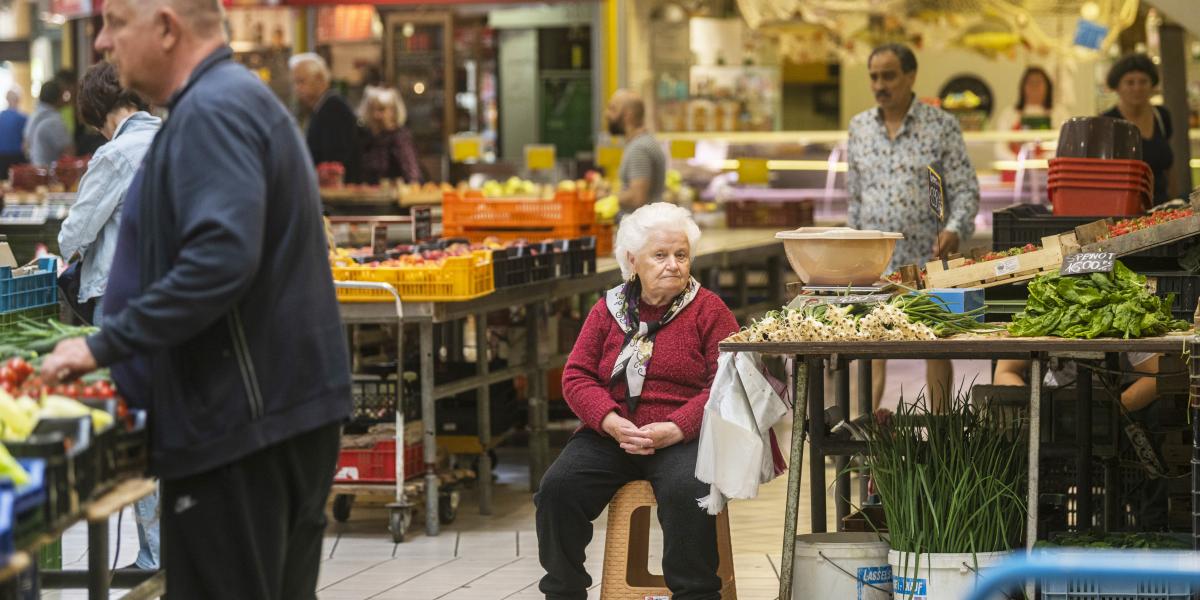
[0,367,16,388]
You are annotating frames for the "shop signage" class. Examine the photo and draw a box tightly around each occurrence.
[737,158,769,185]
[1074,19,1108,51]
[50,0,93,18]
[926,164,944,224]
[450,135,482,163]
[524,144,556,171]
[1060,252,1115,276]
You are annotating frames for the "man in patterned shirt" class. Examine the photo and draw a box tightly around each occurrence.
[847,43,980,411]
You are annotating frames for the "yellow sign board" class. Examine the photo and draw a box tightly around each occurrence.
[737,158,770,185]
[525,144,557,171]
[669,140,696,160]
[451,135,482,163]
[597,145,623,175]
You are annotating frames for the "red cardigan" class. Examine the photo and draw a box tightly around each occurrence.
[562,288,739,442]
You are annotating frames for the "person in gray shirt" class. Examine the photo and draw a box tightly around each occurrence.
[606,89,666,220]
[26,80,74,166]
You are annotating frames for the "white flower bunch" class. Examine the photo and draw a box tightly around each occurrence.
[733,302,936,343]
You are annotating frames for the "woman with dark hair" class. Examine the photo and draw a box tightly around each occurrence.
[1102,53,1173,204]
[994,66,1068,161]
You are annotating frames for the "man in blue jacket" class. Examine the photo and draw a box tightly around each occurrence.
[41,0,352,596]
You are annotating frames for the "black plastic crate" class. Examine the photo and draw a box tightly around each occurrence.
[113,410,148,480]
[991,204,1197,259]
[350,376,419,423]
[563,236,597,278]
[1143,271,1200,322]
[491,248,531,288]
[7,435,74,528]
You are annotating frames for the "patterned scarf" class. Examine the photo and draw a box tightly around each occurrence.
[606,276,701,414]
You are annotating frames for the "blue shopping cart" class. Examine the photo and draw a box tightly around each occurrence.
[964,550,1200,600]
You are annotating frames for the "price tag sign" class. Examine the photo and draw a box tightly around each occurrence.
[1060,252,1115,276]
[597,144,623,175]
[927,164,945,224]
[737,158,770,185]
[525,144,556,171]
[450,135,482,163]
[669,139,697,160]
[411,206,434,243]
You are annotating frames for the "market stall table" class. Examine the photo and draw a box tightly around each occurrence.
[338,228,789,537]
[718,333,1197,600]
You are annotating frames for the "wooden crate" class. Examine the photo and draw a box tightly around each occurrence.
[923,234,1077,289]
[1075,204,1200,257]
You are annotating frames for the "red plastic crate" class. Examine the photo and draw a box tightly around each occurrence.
[1049,158,1151,176]
[725,198,815,228]
[1048,173,1150,189]
[334,440,425,484]
[1048,176,1150,196]
[1049,186,1146,216]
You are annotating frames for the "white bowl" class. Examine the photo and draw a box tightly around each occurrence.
[775,227,904,286]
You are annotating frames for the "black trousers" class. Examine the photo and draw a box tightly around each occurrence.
[160,423,341,600]
[534,429,720,600]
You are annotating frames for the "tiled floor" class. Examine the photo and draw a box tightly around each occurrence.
[44,359,990,599]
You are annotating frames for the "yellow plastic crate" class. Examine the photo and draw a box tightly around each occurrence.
[332,250,495,303]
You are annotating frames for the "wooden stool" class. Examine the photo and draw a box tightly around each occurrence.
[599,480,736,599]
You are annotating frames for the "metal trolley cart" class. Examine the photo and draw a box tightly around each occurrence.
[331,281,463,542]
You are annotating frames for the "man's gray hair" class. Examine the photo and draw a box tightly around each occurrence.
[614,202,701,280]
[289,52,330,82]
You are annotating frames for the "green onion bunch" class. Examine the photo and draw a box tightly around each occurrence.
[863,388,1027,557]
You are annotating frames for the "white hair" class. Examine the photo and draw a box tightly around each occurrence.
[614,202,701,280]
[358,85,408,129]
[288,52,330,81]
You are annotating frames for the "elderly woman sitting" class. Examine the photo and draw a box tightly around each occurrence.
[534,203,739,600]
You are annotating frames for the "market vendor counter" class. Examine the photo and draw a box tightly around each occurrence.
[719,333,1199,600]
[338,227,789,538]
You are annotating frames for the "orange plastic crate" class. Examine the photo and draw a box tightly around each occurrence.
[332,250,494,302]
[442,223,598,245]
[596,222,614,257]
[442,189,596,230]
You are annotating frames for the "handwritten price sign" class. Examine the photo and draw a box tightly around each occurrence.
[1061,252,1115,276]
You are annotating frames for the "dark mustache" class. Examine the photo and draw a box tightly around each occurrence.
[875,91,890,99]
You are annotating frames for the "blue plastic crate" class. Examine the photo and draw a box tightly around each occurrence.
[0,258,57,314]
[920,288,985,322]
[0,490,14,563]
[1042,577,1193,600]
[0,459,47,518]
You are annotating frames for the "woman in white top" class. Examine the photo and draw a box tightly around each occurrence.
[993,66,1070,161]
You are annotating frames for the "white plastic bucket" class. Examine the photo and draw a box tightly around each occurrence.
[793,532,892,600]
[888,549,1010,600]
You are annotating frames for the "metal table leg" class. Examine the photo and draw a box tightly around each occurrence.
[857,360,872,504]
[1026,358,1042,552]
[834,359,851,529]
[475,311,493,516]
[809,358,827,533]
[778,357,809,600]
[420,321,439,536]
[1189,334,1199,550]
[1077,358,1093,531]
[87,516,108,600]
[527,302,549,491]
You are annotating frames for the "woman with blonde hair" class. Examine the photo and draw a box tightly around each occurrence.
[357,86,422,184]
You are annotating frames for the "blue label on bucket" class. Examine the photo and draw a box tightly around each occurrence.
[893,575,928,599]
[857,566,892,599]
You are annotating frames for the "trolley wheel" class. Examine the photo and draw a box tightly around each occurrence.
[332,494,354,523]
[388,506,413,543]
[438,489,460,525]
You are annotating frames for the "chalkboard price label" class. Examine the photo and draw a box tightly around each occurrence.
[1061,252,1115,276]
[927,164,945,224]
